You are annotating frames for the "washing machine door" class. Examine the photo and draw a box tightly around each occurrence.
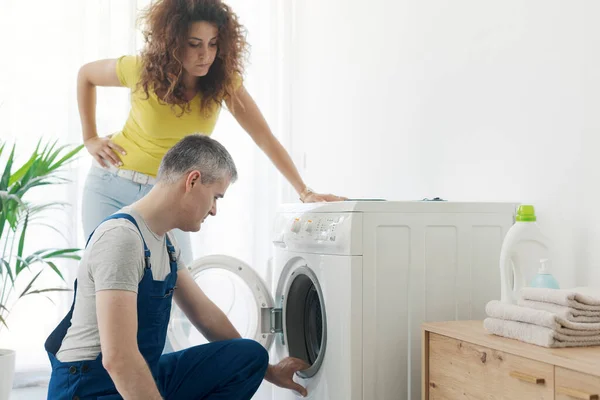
[167,255,279,351]
[277,261,327,380]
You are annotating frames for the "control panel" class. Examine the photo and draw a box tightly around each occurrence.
[272,212,361,255]
[289,215,340,241]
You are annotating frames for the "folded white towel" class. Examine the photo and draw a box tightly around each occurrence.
[486,300,600,336]
[518,299,600,323]
[484,318,600,348]
[520,287,600,311]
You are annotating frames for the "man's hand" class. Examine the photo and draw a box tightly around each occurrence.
[265,357,311,397]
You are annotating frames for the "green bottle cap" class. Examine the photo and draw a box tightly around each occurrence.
[516,205,536,222]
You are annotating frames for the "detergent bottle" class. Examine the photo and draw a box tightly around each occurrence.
[499,205,551,304]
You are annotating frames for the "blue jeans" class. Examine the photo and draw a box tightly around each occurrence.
[156,339,269,399]
[82,165,193,264]
[47,338,268,400]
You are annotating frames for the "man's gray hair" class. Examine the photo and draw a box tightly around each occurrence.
[157,134,238,184]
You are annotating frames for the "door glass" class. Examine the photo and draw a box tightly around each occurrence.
[170,268,258,347]
[285,272,326,378]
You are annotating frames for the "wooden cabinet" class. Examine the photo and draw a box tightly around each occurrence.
[555,368,600,400]
[423,321,600,400]
[428,333,553,399]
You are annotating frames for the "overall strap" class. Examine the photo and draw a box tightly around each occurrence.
[165,233,178,275]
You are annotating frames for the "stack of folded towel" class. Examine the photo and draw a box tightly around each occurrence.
[484,287,600,348]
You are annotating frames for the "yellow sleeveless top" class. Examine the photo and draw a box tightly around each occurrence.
[110,55,233,177]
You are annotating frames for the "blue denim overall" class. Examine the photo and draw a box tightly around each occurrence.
[45,213,268,399]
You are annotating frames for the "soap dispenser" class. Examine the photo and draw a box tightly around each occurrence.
[529,259,560,289]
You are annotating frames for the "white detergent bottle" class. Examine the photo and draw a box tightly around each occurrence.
[499,205,551,304]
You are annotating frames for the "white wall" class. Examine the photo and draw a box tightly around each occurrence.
[288,0,600,289]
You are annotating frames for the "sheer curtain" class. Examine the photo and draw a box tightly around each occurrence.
[0,0,292,375]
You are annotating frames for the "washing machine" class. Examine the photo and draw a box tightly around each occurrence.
[167,200,517,400]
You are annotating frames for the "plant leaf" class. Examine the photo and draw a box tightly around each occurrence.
[15,211,28,274]
[0,258,14,285]
[8,152,38,186]
[48,144,84,173]
[0,190,24,234]
[41,248,81,260]
[0,305,8,329]
[1,139,83,318]
[43,141,62,167]
[22,253,45,268]
[0,190,22,204]
[23,287,71,295]
[14,255,33,275]
[45,261,66,282]
[18,269,43,298]
[0,145,15,191]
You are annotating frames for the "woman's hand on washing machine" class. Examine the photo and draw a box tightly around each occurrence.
[265,357,310,397]
[302,191,347,203]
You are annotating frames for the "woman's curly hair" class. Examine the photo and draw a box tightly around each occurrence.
[138,0,248,115]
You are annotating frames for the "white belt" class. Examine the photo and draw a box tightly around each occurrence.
[95,162,157,185]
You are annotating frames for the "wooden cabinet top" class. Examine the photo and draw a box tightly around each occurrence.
[423,320,600,376]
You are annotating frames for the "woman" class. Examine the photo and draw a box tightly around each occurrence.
[79,0,344,263]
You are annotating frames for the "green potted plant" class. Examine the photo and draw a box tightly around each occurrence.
[0,140,83,400]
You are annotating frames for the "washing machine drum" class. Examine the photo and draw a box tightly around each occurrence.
[283,268,327,378]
